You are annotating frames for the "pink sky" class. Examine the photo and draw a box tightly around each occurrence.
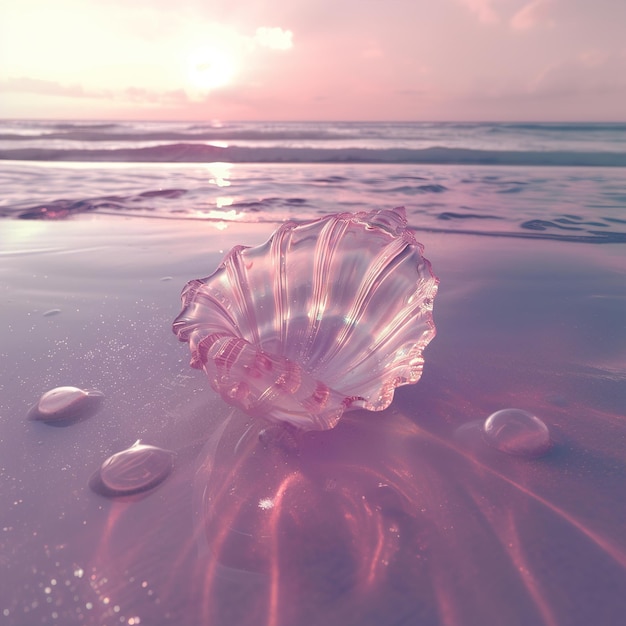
[1,0,625,121]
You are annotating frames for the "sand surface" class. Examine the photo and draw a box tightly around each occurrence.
[1,216,625,625]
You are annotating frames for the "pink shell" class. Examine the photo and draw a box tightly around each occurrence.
[172,207,438,430]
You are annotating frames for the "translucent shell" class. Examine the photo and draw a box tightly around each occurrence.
[173,207,438,430]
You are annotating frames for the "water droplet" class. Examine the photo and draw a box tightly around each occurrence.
[27,386,104,426]
[483,409,551,457]
[90,441,175,497]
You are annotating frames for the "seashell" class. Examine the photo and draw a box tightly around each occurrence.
[89,440,176,498]
[27,386,104,426]
[172,207,438,431]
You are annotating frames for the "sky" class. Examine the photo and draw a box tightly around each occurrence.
[1,0,625,121]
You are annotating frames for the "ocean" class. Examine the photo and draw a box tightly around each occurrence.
[2,120,626,243]
[1,120,625,626]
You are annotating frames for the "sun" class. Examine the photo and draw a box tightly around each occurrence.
[187,47,236,92]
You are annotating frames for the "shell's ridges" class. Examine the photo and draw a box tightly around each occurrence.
[173,207,438,430]
[301,215,352,365]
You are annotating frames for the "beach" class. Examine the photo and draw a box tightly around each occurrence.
[1,121,626,625]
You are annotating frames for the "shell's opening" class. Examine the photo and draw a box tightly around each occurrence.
[173,208,438,431]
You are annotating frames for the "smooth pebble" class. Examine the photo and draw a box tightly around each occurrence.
[90,440,175,497]
[27,386,104,426]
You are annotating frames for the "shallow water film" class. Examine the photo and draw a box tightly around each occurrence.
[1,206,625,626]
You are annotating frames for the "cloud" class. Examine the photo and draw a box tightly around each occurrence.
[1,77,94,98]
[459,0,560,30]
[123,86,191,105]
[510,0,557,30]
[529,51,626,97]
[254,27,293,51]
[0,76,200,107]
[457,0,500,23]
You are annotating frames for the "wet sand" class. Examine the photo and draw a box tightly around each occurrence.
[1,216,625,625]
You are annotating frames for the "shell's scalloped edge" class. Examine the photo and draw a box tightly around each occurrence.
[173,207,439,431]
